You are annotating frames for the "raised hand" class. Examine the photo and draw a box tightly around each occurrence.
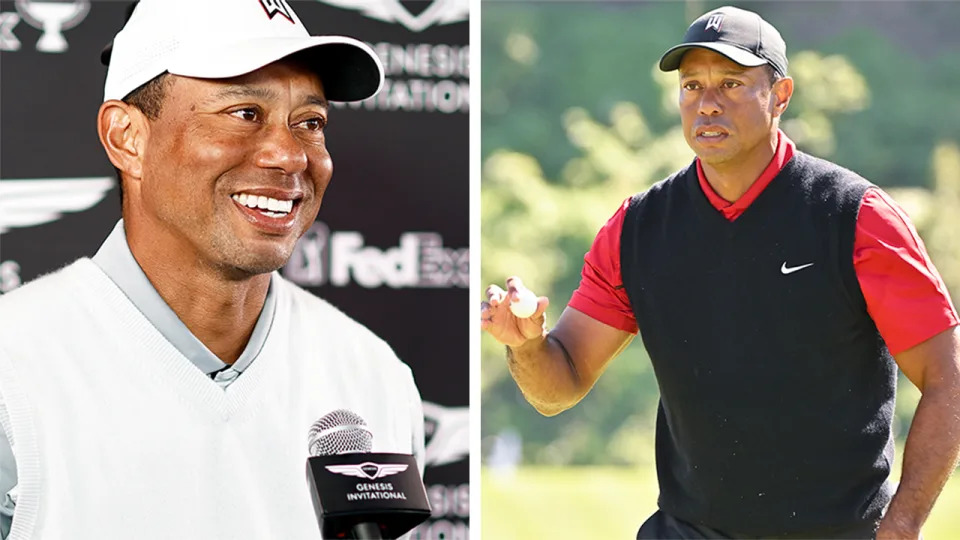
[480,276,549,349]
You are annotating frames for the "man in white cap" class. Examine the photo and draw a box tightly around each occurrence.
[0,0,424,538]
[483,5,960,539]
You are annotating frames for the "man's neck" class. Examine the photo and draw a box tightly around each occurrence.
[126,226,269,365]
[700,133,778,203]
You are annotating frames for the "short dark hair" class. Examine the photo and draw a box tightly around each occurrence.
[765,64,784,87]
[124,72,170,120]
[114,72,171,205]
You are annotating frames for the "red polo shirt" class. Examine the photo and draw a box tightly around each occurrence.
[568,131,958,355]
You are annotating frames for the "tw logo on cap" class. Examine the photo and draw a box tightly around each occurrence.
[705,13,724,32]
[259,0,294,23]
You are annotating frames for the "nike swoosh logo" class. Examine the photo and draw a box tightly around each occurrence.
[781,262,814,275]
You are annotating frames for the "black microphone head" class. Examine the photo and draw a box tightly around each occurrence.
[307,409,373,456]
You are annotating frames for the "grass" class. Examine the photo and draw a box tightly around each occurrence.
[481,466,960,539]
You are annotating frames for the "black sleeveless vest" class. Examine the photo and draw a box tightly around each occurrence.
[620,152,896,537]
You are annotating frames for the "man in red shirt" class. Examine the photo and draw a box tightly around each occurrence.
[482,6,960,539]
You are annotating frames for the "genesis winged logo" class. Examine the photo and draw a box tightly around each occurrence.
[317,0,468,32]
[423,400,468,467]
[326,462,409,480]
[0,177,114,234]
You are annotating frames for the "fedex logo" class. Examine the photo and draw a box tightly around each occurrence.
[283,222,468,289]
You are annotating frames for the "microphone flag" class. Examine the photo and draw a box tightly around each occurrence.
[306,452,431,539]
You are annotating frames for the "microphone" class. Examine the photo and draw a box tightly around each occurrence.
[306,409,432,539]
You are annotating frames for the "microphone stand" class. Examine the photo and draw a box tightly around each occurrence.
[350,522,384,539]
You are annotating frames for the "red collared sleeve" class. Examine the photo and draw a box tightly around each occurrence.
[567,198,639,334]
[854,188,959,355]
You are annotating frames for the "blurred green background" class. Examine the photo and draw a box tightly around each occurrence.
[480,1,960,538]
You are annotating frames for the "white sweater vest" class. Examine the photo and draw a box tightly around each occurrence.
[0,260,424,540]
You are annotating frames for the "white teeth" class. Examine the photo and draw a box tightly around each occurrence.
[701,131,723,136]
[231,193,295,215]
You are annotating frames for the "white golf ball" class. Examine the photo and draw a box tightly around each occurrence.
[509,289,538,319]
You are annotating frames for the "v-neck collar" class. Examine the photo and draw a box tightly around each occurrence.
[686,152,802,232]
[91,220,277,379]
[73,259,285,421]
[695,130,796,222]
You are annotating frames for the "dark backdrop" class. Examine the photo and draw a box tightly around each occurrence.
[0,1,468,538]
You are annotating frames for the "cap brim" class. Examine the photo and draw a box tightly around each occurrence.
[167,36,384,102]
[659,42,767,72]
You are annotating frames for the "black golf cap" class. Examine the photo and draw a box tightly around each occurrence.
[659,6,788,77]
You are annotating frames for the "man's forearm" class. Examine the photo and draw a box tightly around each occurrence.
[881,382,960,535]
[506,333,583,416]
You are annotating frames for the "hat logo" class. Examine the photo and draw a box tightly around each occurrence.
[259,0,295,23]
[704,13,723,32]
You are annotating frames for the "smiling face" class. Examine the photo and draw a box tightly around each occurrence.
[678,48,791,168]
[128,59,332,277]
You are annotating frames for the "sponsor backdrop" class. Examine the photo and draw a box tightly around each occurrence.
[0,0,468,538]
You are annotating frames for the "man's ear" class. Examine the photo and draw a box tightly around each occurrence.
[771,76,794,118]
[97,100,149,182]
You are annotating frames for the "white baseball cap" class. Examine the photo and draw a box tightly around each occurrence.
[101,0,384,103]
